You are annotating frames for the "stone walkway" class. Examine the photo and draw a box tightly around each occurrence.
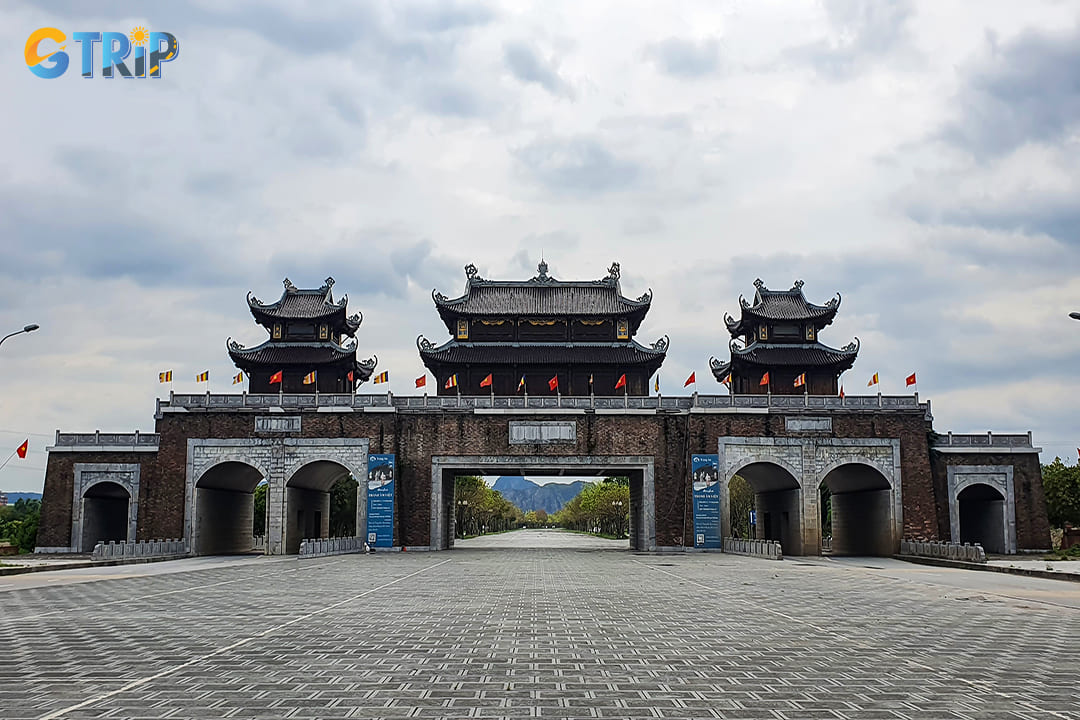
[2,534,1078,719]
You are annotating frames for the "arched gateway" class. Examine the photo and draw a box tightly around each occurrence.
[718,436,903,556]
[35,273,1051,557]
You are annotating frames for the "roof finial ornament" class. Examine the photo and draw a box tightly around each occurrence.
[607,262,621,281]
[324,276,335,289]
[791,280,804,291]
[537,258,549,279]
[283,277,298,293]
[465,263,478,279]
[753,278,765,290]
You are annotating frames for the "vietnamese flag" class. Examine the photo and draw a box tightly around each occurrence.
[347,370,355,383]
[906,372,917,387]
[615,374,627,390]
[480,373,493,388]
[16,440,28,459]
[269,370,283,385]
[839,385,845,399]
[684,372,696,388]
[548,375,559,391]
[759,372,770,387]
[415,375,427,389]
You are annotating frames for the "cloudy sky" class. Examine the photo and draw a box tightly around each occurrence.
[2,1,1078,492]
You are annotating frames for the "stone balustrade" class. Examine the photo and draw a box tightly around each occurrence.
[91,538,189,560]
[156,391,928,416]
[723,537,783,560]
[298,536,367,558]
[900,538,987,563]
[931,432,1034,450]
[53,430,160,448]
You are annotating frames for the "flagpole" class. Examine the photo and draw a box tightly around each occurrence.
[0,449,20,473]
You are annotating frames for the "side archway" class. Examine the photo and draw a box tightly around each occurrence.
[284,459,355,554]
[728,460,803,555]
[819,461,894,556]
[193,460,265,555]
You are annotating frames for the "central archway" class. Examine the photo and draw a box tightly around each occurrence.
[194,460,264,555]
[819,462,893,556]
[731,461,803,555]
[285,460,353,554]
[430,455,655,551]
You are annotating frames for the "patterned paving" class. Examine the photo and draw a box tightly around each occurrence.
[2,532,1078,719]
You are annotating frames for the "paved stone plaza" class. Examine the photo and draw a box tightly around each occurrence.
[2,531,1078,720]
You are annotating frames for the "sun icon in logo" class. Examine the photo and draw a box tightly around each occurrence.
[129,26,149,46]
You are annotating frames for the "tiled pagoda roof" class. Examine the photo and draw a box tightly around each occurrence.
[724,279,840,336]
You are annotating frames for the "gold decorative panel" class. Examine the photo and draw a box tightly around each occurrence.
[617,319,629,340]
[457,319,469,339]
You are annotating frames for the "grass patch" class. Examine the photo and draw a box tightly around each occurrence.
[1044,544,1080,561]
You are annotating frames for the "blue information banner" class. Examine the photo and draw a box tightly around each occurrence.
[692,454,721,548]
[366,454,395,548]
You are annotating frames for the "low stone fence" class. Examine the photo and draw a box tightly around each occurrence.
[91,538,190,561]
[900,539,986,563]
[723,537,783,560]
[298,536,366,558]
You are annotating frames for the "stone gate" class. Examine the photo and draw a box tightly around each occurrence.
[35,392,1052,556]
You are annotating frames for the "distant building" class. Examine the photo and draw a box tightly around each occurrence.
[0,492,8,507]
[228,277,377,393]
[712,279,857,395]
[420,261,668,396]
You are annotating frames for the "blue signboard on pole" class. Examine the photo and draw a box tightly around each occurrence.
[366,454,395,548]
[692,454,721,548]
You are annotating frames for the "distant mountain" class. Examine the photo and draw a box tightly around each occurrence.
[492,477,590,514]
[1,492,41,503]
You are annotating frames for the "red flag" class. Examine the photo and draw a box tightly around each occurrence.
[347,370,354,383]
[16,440,28,459]
[480,373,493,388]
[906,372,917,387]
[839,385,845,399]
[759,372,770,387]
[415,375,426,388]
[548,375,559,391]
[615,374,627,390]
[684,372,695,387]
[269,370,283,385]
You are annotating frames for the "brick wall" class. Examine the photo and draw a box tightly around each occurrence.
[40,405,1048,553]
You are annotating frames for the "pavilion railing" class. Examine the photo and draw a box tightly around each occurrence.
[156,391,930,415]
[53,430,161,448]
[931,432,1034,449]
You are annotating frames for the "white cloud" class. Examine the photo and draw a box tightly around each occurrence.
[1,0,1078,491]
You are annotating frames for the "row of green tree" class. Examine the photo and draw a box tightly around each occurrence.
[455,476,522,537]
[551,478,631,537]
[0,498,41,553]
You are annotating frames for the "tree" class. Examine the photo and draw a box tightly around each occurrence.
[729,474,753,539]
[1043,458,1080,527]
[552,480,630,537]
[0,498,42,552]
[329,475,358,537]
[253,483,267,536]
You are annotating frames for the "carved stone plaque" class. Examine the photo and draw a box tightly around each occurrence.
[255,416,302,433]
[509,421,576,445]
[785,416,832,432]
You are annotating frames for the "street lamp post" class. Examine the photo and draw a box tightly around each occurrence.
[456,499,468,539]
[611,499,625,537]
[0,324,40,349]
